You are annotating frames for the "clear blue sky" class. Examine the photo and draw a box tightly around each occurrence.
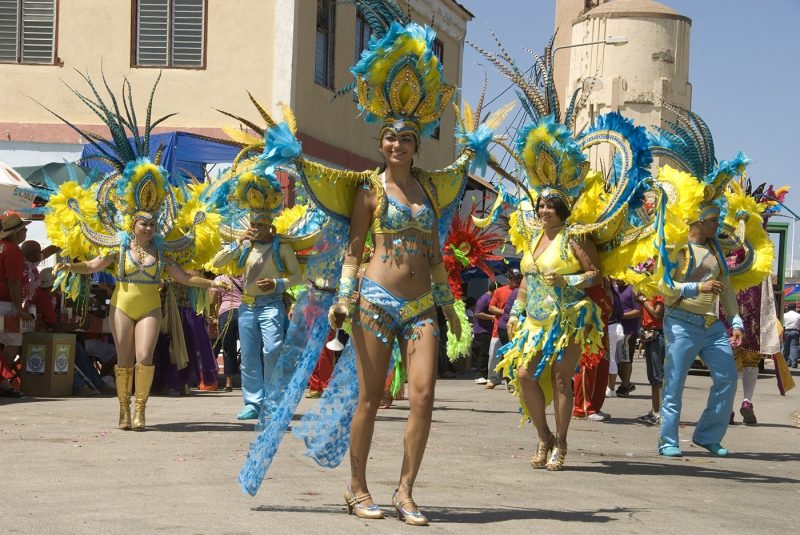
[459,0,800,220]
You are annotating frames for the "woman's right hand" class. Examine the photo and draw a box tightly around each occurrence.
[54,262,70,274]
[506,317,519,339]
[327,299,350,329]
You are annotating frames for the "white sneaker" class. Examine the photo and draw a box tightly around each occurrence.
[588,411,611,422]
[475,377,488,384]
[605,387,616,398]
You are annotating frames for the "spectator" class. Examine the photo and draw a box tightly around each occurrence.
[573,283,613,421]
[608,279,641,397]
[605,280,625,399]
[211,274,242,391]
[0,215,32,397]
[488,269,522,389]
[783,303,800,368]
[636,293,665,425]
[484,271,517,385]
[471,280,496,384]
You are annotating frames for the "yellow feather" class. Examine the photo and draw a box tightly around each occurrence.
[279,101,297,134]
[483,101,516,131]
[462,101,474,134]
[222,126,262,146]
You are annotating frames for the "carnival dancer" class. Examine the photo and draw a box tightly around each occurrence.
[721,179,781,425]
[211,171,304,421]
[647,106,768,457]
[236,3,503,524]
[44,74,226,430]
[472,36,654,471]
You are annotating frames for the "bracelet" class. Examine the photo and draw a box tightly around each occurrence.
[430,262,455,307]
[510,299,525,319]
[336,260,359,301]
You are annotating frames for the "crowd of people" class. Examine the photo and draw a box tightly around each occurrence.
[0,1,792,527]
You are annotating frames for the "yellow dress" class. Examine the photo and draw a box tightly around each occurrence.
[496,228,604,418]
[110,251,163,321]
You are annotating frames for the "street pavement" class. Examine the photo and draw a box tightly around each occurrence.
[2,359,798,535]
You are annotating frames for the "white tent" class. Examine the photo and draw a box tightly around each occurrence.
[0,161,37,213]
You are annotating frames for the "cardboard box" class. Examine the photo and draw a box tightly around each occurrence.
[20,332,76,397]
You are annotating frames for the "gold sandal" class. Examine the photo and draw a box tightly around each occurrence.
[392,490,429,526]
[530,433,555,469]
[545,445,568,471]
[344,487,384,519]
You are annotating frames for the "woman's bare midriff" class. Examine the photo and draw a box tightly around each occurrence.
[362,233,434,299]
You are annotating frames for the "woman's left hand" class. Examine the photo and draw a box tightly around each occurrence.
[445,307,462,340]
[543,272,566,287]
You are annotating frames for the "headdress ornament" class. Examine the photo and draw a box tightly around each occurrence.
[648,103,749,224]
[470,35,651,239]
[41,72,220,273]
[348,7,454,141]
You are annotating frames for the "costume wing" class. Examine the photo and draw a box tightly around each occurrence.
[721,182,774,292]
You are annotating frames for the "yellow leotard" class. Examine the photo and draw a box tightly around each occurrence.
[110,251,163,321]
[498,229,603,419]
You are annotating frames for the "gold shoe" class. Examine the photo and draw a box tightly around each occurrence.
[344,487,384,519]
[545,445,568,471]
[530,433,555,469]
[392,490,429,526]
[132,364,155,431]
[114,366,134,430]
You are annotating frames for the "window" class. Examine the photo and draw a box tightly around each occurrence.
[134,0,205,68]
[0,0,57,65]
[354,11,371,62]
[314,0,335,88]
[353,12,371,100]
[431,38,444,139]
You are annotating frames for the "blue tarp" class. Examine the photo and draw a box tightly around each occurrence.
[80,131,241,184]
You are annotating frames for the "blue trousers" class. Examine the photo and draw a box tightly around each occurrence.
[784,330,799,366]
[238,295,286,414]
[659,311,737,450]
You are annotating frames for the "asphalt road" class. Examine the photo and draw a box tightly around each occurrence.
[2,360,798,535]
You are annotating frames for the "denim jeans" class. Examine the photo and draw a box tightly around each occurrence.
[238,295,286,414]
[783,329,799,366]
[72,341,107,393]
[660,310,737,451]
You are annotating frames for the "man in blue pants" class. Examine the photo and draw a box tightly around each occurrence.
[658,208,743,458]
[213,173,303,421]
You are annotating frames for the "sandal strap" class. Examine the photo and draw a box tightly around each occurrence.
[353,493,373,503]
[397,498,416,508]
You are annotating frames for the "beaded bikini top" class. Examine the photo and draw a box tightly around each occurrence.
[116,250,163,285]
[371,176,435,236]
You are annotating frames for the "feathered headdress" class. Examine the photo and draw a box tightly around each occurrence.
[471,35,651,242]
[41,72,218,270]
[443,206,504,300]
[648,103,749,223]
[346,1,454,141]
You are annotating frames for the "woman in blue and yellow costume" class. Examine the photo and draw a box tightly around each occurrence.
[44,74,226,431]
[236,2,505,525]
[471,37,656,471]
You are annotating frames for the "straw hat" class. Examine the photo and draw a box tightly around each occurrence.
[0,214,31,239]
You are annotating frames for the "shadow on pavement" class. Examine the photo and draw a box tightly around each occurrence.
[574,460,799,484]
[251,503,632,524]
[149,421,256,432]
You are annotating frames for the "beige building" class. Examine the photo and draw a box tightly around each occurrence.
[554,0,692,169]
[0,0,473,172]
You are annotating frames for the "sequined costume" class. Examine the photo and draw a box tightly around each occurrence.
[110,250,164,321]
[39,73,223,431]
[236,4,508,496]
[471,37,655,420]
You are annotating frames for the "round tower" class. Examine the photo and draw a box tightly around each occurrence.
[566,0,692,138]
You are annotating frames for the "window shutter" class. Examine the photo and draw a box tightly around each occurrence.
[20,0,55,64]
[0,0,19,63]
[171,0,203,67]
[137,0,169,66]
